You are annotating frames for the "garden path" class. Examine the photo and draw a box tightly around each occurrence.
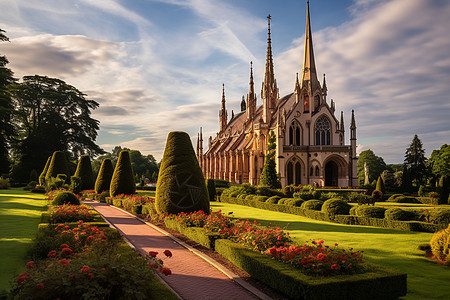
[84,200,270,300]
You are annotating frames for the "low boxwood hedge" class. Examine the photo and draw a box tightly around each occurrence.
[214,239,406,300]
[164,218,221,249]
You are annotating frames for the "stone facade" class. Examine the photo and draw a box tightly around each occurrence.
[197,3,358,188]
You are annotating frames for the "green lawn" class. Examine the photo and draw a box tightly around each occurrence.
[212,201,450,300]
[136,190,156,197]
[0,188,47,293]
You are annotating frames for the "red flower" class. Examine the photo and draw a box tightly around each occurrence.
[101,268,106,271]
[59,258,70,267]
[60,244,70,248]
[163,250,173,258]
[159,268,172,276]
[149,263,159,269]
[61,248,74,257]
[36,282,44,290]
[80,265,90,272]
[269,247,278,256]
[88,273,94,278]
[331,264,340,270]
[334,243,338,247]
[47,250,57,257]
[26,261,34,269]
[17,272,29,284]
[149,251,158,258]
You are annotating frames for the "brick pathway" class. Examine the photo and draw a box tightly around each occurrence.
[84,200,269,300]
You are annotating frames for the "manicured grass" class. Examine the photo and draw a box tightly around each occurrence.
[137,190,156,197]
[212,201,450,300]
[0,188,47,293]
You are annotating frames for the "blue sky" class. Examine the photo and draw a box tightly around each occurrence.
[1,0,449,163]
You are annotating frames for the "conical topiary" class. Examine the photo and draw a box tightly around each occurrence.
[45,151,70,182]
[95,158,114,194]
[376,175,385,194]
[156,131,209,215]
[110,151,136,196]
[74,155,94,191]
[39,157,51,186]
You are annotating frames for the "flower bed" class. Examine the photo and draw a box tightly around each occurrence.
[9,202,178,300]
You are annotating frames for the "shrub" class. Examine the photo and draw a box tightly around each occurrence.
[74,155,95,191]
[429,209,450,225]
[266,196,281,204]
[291,199,304,207]
[388,194,405,201]
[278,198,291,205]
[31,185,46,194]
[321,199,351,216]
[254,196,268,202]
[438,176,449,205]
[52,191,80,205]
[354,206,386,219]
[95,190,110,203]
[206,179,216,202]
[376,176,385,194]
[45,151,70,183]
[69,176,82,195]
[349,206,358,216]
[245,195,255,201]
[110,151,136,197]
[385,208,416,221]
[430,225,450,265]
[256,186,272,196]
[300,199,323,211]
[46,175,67,191]
[49,205,94,223]
[320,192,340,201]
[293,190,321,201]
[388,196,421,204]
[39,157,51,186]
[94,158,114,194]
[284,185,295,197]
[156,131,209,215]
[0,177,10,189]
[372,190,383,202]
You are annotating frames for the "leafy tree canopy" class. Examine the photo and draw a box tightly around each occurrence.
[428,144,450,178]
[9,75,103,181]
[357,149,387,185]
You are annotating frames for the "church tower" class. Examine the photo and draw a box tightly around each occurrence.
[219,84,227,133]
[299,1,322,113]
[246,61,256,121]
[261,15,279,123]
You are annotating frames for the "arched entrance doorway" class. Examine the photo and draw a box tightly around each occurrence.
[325,161,338,186]
[295,162,301,185]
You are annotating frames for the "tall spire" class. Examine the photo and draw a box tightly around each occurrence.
[261,14,279,123]
[322,73,328,102]
[247,61,256,121]
[340,111,344,132]
[219,84,227,132]
[350,109,356,140]
[300,1,320,90]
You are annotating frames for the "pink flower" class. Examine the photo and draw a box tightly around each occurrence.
[80,265,91,272]
[36,282,44,290]
[26,261,34,269]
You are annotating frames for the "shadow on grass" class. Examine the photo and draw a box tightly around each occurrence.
[0,201,47,211]
[230,216,416,235]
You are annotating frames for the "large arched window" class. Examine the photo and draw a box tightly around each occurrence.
[315,116,331,145]
[289,122,302,146]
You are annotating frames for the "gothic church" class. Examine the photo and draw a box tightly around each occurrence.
[197,2,358,188]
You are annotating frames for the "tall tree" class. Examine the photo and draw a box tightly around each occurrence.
[428,144,450,178]
[0,29,16,174]
[357,149,387,185]
[10,75,104,182]
[404,135,427,186]
[260,130,281,188]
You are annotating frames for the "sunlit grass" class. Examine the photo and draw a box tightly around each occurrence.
[212,201,450,300]
[0,188,47,293]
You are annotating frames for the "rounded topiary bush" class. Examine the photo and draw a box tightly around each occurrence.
[430,225,450,264]
[95,158,114,194]
[45,151,70,182]
[278,198,291,205]
[74,155,94,191]
[39,157,52,186]
[385,208,416,221]
[300,199,324,211]
[388,196,421,204]
[266,196,281,204]
[254,195,268,202]
[156,131,209,215]
[110,151,136,197]
[291,199,304,207]
[388,194,405,201]
[349,206,358,215]
[430,209,450,225]
[52,191,80,205]
[355,206,386,219]
[321,199,351,215]
[245,194,255,201]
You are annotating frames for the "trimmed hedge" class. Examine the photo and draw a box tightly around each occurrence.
[266,196,281,204]
[52,191,80,205]
[301,199,323,210]
[321,199,351,216]
[110,151,136,196]
[355,206,387,219]
[39,157,51,186]
[156,131,209,215]
[220,194,445,233]
[45,151,71,183]
[164,218,220,249]
[385,208,416,221]
[74,155,94,191]
[215,239,407,300]
[94,158,114,194]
